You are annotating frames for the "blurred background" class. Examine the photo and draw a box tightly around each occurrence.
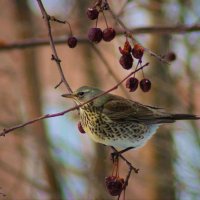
[0,0,200,199]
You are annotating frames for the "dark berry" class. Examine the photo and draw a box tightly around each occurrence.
[119,54,133,70]
[165,52,176,61]
[88,28,103,43]
[132,44,144,59]
[67,36,77,48]
[119,40,132,55]
[140,78,151,92]
[105,176,124,196]
[86,8,99,20]
[126,77,139,92]
[78,122,85,134]
[102,28,116,42]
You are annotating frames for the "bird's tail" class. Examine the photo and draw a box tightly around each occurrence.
[171,114,200,120]
[149,113,200,124]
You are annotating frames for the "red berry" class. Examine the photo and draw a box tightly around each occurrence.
[102,28,116,42]
[78,122,85,134]
[140,78,151,92]
[67,36,77,48]
[119,54,133,70]
[165,52,176,61]
[88,28,103,43]
[86,8,99,20]
[105,176,124,196]
[126,77,139,92]
[132,44,144,60]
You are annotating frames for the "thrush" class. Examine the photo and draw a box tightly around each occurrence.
[62,86,200,153]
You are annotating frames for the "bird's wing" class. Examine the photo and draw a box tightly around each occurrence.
[102,95,173,124]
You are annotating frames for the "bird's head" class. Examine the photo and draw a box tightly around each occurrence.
[62,86,104,105]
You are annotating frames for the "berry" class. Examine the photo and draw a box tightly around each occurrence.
[88,28,103,43]
[165,52,176,61]
[119,40,132,55]
[132,44,144,60]
[126,77,139,92]
[105,176,124,196]
[140,78,151,92]
[67,36,77,48]
[102,28,116,42]
[78,122,85,134]
[86,8,99,20]
[119,54,133,70]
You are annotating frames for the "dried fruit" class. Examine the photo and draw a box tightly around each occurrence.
[78,122,85,134]
[102,27,116,42]
[140,78,151,92]
[105,176,124,196]
[132,43,144,60]
[86,8,99,20]
[165,52,176,61]
[67,36,77,48]
[88,28,103,43]
[119,54,133,70]
[126,77,139,92]
[119,40,132,55]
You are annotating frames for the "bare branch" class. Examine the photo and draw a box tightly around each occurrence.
[91,44,131,98]
[0,24,200,51]
[111,147,139,174]
[0,63,149,137]
[36,0,72,92]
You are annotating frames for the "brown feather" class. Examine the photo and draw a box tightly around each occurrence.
[102,95,200,124]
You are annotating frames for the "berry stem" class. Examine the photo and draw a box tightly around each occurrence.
[134,61,140,78]
[66,21,73,36]
[141,63,145,78]
[95,16,99,28]
[102,10,109,28]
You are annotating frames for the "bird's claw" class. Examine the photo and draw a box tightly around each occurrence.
[111,151,119,163]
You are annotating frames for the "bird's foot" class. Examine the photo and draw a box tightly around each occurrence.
[111,147,134,162]
[111,151,119,163]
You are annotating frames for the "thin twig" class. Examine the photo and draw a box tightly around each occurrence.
[36,0,72,92]
[106,0,168,64]
[0,63,149,136]
[111,147,139,174]
[91,44,131,98]
[0,24,200,51]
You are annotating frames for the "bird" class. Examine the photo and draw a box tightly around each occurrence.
[62,86,200,154]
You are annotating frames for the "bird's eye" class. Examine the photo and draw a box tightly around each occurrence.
[77,92,84,97]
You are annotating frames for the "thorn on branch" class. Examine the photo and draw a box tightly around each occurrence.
[55,80,63,89]
[51,54,61,63]
[1,129,6,137]
[50,16,66,24]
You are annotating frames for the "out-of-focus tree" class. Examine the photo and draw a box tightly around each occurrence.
[0,0,200,200]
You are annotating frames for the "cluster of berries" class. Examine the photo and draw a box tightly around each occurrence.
[67,0,115,48]
[78,120,126,197]
[119,40,151,92]
[87,1,116,43]
[105,175,125,197]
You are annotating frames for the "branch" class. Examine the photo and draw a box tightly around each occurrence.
[111,147,139,174]
[91,44,131,98]
[0,63,149,137]
[36,0,72,92]
[0,24,200,51]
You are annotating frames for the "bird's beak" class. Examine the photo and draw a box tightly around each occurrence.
[61,93,75,99]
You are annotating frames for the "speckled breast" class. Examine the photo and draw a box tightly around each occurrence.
[79,103,157,149]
